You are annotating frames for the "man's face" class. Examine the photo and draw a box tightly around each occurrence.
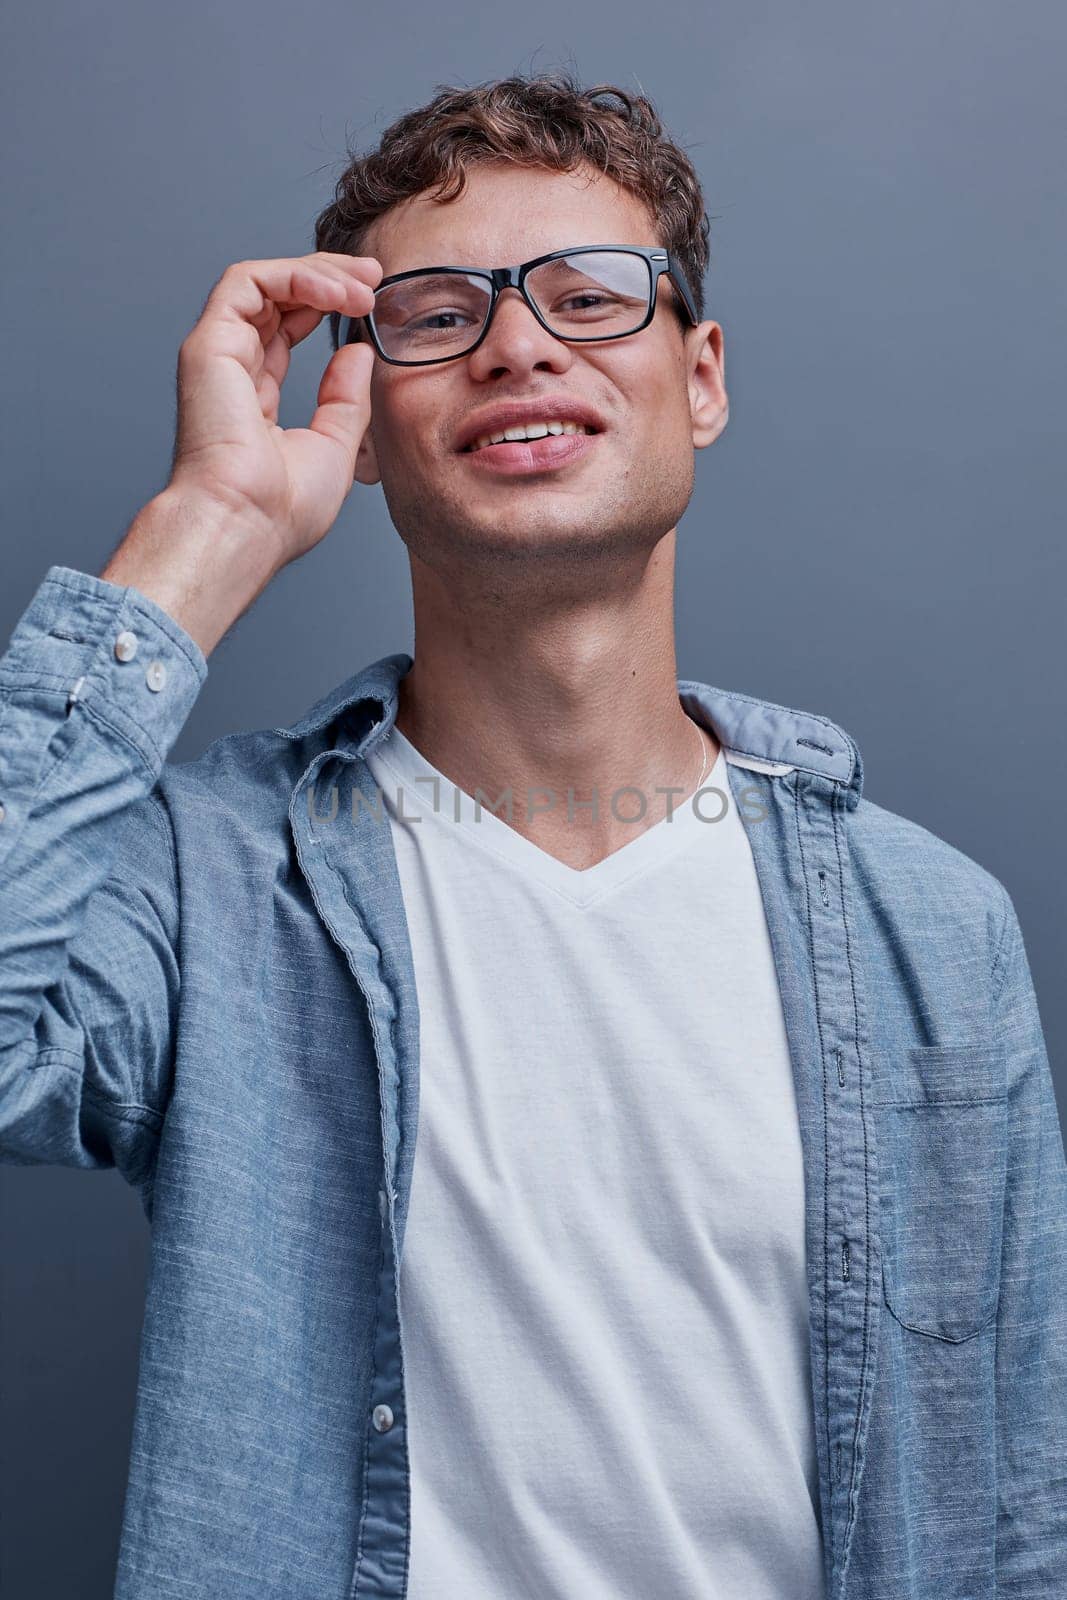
[354,161,727,579]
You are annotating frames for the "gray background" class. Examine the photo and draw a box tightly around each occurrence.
[2,2,1065,1594]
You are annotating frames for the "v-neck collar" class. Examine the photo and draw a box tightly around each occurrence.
[365,710,734,910]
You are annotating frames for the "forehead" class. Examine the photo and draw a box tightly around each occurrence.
[364,161,659,274]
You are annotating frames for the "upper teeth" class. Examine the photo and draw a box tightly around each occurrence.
[467,419,593,451]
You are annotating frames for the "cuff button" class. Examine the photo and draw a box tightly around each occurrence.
[145,660,167,693]
[114,630,138,662]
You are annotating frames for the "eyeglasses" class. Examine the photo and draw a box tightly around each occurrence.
[336,245,700,367]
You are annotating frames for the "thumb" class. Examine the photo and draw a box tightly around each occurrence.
[308,339,375,466]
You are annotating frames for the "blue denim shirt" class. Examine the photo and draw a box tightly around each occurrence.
[2,564,1065,1600]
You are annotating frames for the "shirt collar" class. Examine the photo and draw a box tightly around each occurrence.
[273,651,863,809]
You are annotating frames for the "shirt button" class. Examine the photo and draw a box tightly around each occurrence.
[145,660,167,693]
[372,1404,394,1433]
[114,630,139,662]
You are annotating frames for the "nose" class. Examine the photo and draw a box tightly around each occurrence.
[465,286,573,382]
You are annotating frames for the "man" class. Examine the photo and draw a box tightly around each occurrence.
[0,70,1063,1600]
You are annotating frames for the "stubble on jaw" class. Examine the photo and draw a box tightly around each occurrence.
[377,445,696,611]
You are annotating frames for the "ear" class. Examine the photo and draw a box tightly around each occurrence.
[354,416,381,485]
[687,321,728,449]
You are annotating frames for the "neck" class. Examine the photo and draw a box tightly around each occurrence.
[391,530,720,871]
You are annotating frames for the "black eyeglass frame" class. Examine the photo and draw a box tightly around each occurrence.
[335,245,701,367]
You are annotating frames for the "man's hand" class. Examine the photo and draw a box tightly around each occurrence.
[102,251,383,657]
[170,251,382,562]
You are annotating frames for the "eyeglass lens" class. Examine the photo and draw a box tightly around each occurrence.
[370,250,654,362]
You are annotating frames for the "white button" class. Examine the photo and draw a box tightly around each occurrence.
[145,660,167,693]
[114,630,138,662]
[372,1404,394,1433]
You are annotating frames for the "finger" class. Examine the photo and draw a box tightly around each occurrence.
[306,340,375,465]
[276,300,333,348]
[313,251,384,290]
[240,296,332,372]
[254,360,281,416]
[262,286,366,403]
[186,266,372,385]
[193,257,375,350]
[258,317,299,410]
[254,365,282,421]
[241,266,373,340]
[214,255,381,327]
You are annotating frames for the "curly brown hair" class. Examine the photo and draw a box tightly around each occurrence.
[313,70,711,353]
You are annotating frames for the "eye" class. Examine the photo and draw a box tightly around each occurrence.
[408,309,478,331]
[556,292,618,311]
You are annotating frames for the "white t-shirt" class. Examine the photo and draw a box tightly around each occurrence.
[364,710,825,1600]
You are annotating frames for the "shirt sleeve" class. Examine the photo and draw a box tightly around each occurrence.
[991,885,1067,1590]
[0,564,207,1189]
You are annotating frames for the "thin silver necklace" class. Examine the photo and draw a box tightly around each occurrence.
[687,716,711,796]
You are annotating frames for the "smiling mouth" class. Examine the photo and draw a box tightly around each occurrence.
[462,420,599,453]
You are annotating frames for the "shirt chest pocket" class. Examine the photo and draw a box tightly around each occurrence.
[872,1042,1009,1343]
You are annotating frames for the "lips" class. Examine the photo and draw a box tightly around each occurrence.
[453,397,606,453]
[459,427,601,476]
[464,419,595,453]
